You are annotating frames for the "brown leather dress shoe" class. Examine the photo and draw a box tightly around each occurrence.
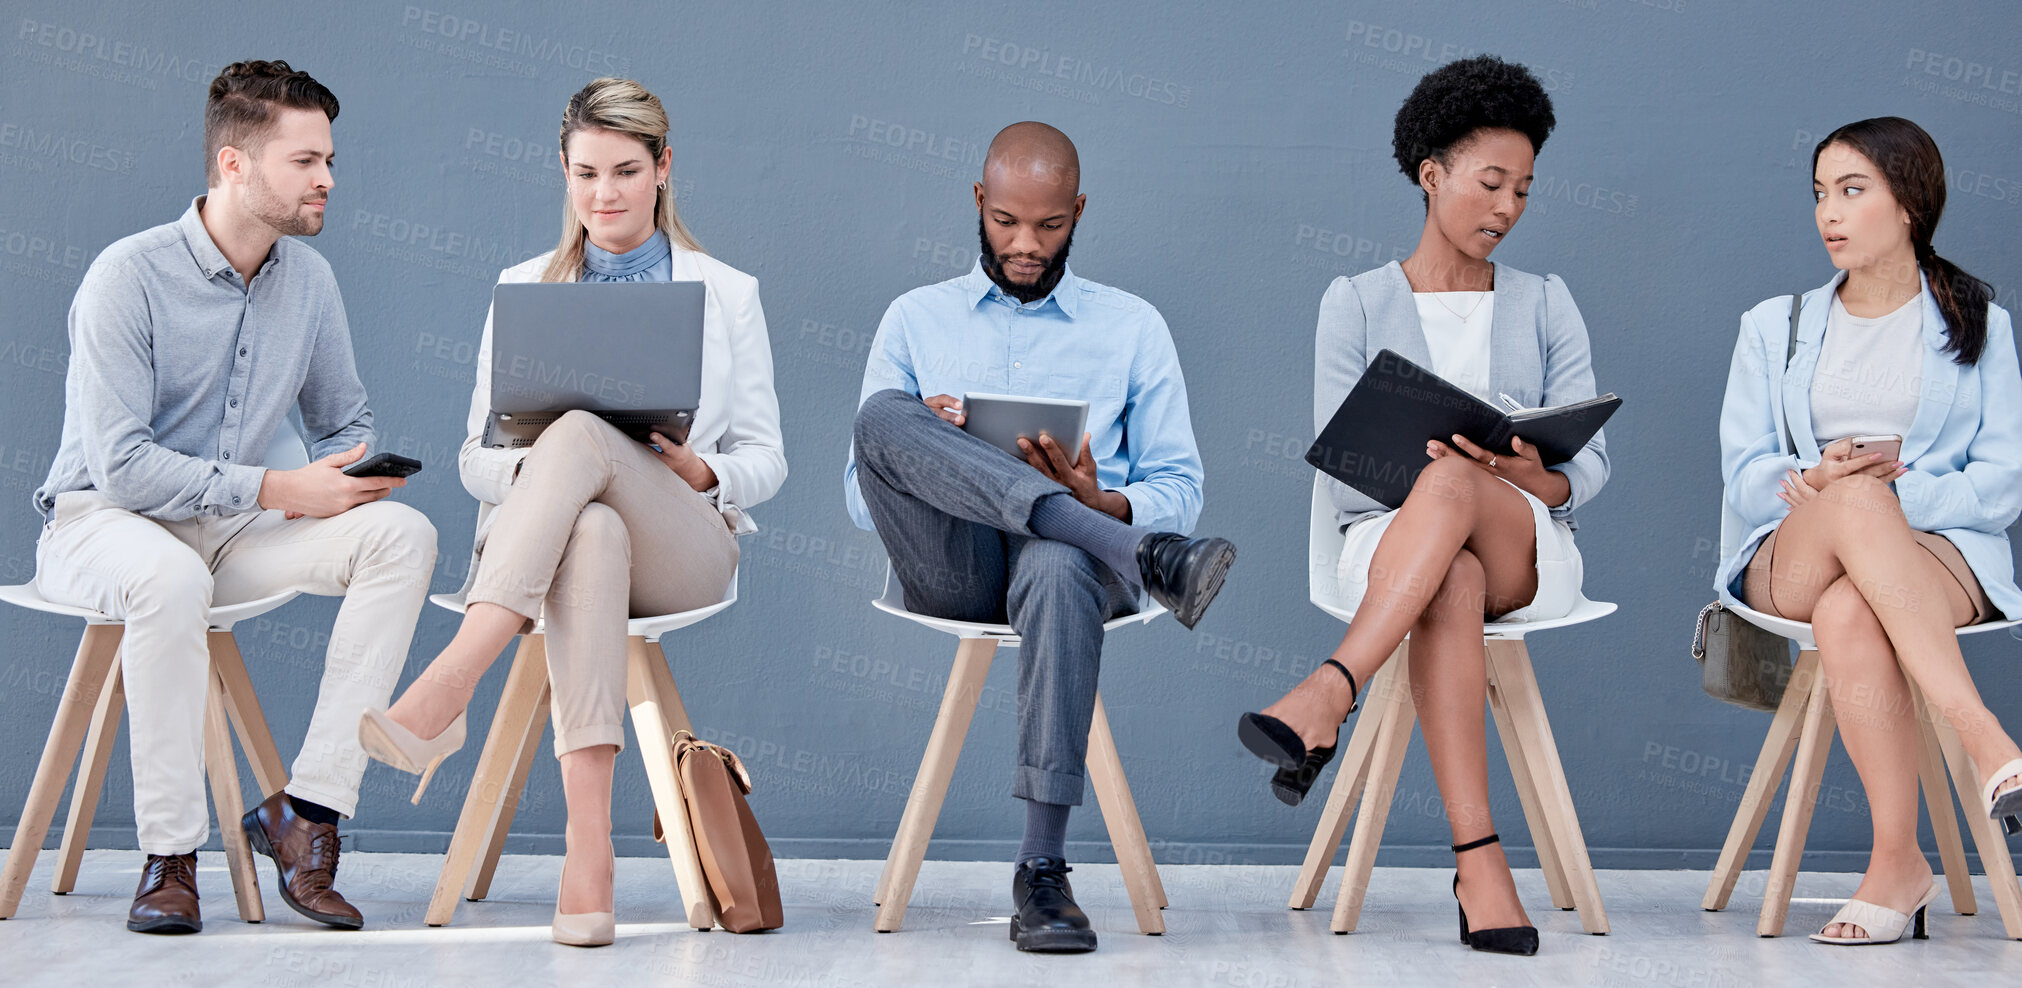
[241,791,364,929]
[127,853,201,934]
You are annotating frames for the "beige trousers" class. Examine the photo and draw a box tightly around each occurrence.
[469,410,737,756]
[34,491,437,853]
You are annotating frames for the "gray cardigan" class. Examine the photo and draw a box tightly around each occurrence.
[1315,260,1611,530]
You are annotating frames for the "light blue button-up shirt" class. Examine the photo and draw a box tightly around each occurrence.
[844,261,1204,535]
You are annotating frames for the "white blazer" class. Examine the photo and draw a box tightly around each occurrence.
[457,246,786,561]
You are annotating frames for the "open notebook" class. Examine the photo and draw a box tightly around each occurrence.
[1305,348,1620,509]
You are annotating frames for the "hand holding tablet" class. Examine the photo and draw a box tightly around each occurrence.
[959,392,1089,468]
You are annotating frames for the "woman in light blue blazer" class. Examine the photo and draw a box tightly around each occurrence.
[1718,116,2022,946]
[1236,56,1608,957]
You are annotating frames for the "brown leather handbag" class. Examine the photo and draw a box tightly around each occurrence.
[652,732,783,933]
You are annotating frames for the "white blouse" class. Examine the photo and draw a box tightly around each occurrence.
[1810,291,1925,446]
[1413,291,1496,401]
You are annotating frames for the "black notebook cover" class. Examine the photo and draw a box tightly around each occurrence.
[1305,349,1620,509]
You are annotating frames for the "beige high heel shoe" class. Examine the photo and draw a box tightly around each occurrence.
[1982,758,2022,835]
[552,854,616,947]
[357,708,467,804]
[1809,881,1939,945]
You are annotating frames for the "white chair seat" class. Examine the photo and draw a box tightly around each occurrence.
[0,582,298,631]
[870,566,1164,643]
[428,566,738,644]
[1720,596,2022,650]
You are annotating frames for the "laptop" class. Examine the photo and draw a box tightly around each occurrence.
[483,281,706,449]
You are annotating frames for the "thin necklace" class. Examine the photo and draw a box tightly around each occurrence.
[1429,289,1487,322]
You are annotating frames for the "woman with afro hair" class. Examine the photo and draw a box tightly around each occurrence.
[1237,55,1608,956]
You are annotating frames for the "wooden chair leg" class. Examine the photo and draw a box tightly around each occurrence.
[874,637,998,932]
[627,636,716,930]
[1089,691,1167,910]
[1290,645,1404,910]
[467,634,559,902]
[1703,649,1817,911]
[467,678,550,902]
[1330,660,1415,934]
[2,624,123,919]
[1757,660,1836,937]
[1486,645,1573,912]
[1916,709,1977,916]
[1085,692,1164,934]
[208,631,289,798]
[1485,640,1609,934]
[204,666,264,923]
[426,635,549,927]
[638,638,698,735]
[1916,680,2022,939]
[53,655,124,895]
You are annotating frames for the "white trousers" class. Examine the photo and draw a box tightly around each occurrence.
[34,491,436,854]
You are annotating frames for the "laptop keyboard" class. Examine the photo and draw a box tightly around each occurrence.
[495,412,673,448]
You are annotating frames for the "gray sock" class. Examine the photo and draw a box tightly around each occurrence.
[1026,492,1143,588]
[1016,798,1072,865]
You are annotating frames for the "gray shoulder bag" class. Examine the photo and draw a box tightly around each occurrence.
[1691,293,1800,711]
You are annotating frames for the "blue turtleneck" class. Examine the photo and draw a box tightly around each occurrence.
[581,229,672,282]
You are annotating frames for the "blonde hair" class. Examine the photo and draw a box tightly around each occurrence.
[541,77,705,283]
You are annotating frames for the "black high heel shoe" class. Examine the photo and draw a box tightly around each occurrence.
[1236,659,1357,806]
[1452,833,1538,956]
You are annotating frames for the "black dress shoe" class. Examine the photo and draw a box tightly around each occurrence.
[1135,533,1236,630]
[127,853,201,934]
[1010,857,1097,953]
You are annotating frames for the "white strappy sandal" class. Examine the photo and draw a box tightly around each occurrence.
[1809,883,1939,945]
[1982,758,2022,836]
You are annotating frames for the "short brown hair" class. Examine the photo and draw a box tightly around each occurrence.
[204,60,339,185]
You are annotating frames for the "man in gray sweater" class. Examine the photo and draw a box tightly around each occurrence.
[29,60,435,935]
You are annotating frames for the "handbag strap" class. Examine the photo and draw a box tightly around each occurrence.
[1780,292,1801,455]
[1692,601,1720,660]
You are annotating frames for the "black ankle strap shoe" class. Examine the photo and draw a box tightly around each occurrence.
[1010,857,1097,953]
[1451,834,1538,956]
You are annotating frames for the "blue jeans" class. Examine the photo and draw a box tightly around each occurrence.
[853,389,1134,805]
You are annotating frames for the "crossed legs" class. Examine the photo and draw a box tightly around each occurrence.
[384,411,735,917]
[1742,473,2014,938]
[1263,456,1544,932]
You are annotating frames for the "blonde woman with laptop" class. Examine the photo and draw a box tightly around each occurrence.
[359,78,785,946]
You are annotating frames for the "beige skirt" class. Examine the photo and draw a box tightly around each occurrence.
[1743,528,1993,626]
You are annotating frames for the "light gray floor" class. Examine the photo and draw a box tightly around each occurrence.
[4,850,2018,986]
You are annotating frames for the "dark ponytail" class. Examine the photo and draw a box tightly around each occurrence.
[1813,117,1993,365]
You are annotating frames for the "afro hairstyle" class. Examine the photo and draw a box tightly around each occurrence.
[1391,55,1555,193]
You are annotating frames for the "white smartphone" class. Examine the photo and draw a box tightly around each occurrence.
[1846,434,1903,464]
